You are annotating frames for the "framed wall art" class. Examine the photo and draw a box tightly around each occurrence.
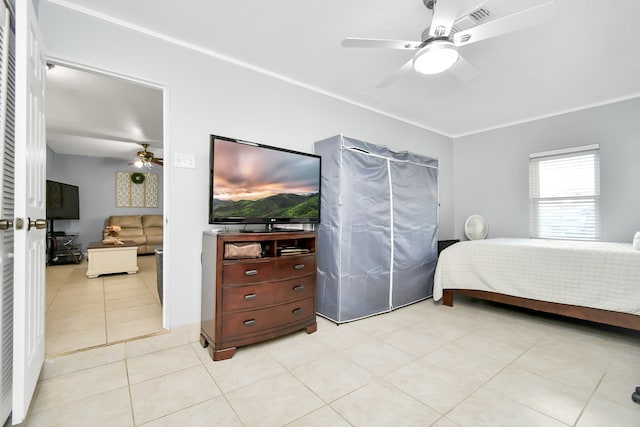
[116,171,159,208]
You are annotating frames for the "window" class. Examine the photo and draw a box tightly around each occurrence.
[529,144,600,240]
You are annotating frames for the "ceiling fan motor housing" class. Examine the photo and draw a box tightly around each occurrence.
[132,143,163,168]
[413,39,459,74]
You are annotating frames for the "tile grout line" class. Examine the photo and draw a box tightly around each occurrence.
[196,345,248,426]
[499,342,580,426]
[123,355,138,426]
[44,270,64,313]
[434,341,539,425]
[287,327,445,422]
[275,351,336,422]
[572,368,608,426]
[125,342,247,425]
[47,258,163,355]
[102,277,109,345]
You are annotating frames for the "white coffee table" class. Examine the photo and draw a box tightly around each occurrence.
[86,240,139,278]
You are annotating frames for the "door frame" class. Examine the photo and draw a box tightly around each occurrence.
[44,57,169,329]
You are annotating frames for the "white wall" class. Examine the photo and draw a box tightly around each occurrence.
[38,3,454,328]
[46,148,164,252]
[453,97,640,243]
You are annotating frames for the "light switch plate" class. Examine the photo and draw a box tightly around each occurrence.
[173,152,195,168]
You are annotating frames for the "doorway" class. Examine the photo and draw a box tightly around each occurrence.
[44,63,166,357]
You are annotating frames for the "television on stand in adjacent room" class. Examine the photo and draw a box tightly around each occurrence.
[46,179,80,235]
[209,134,321,231]
[46,180,82,265]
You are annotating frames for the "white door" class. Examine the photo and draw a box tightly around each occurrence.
[0,2,15,425]
[12,0,47,423]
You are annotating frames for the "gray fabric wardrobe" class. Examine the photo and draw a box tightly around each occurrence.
[314,135,439,323]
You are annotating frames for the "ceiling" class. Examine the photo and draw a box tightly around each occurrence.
[46,65,163,160]
[45,0,640,154]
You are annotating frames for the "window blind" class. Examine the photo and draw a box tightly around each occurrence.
[529,145,600,240]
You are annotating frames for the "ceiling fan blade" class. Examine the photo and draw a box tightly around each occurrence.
[449,56,479,82]
[151,158,163,166]
[429,0,463,37]
[376,59,414,88]
[454,1,557,46]
[342,38,421,50]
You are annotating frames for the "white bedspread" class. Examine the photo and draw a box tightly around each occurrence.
[433,238,640,315]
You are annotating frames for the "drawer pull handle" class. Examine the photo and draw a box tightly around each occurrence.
[292,308,303,315]
[243,319,257,326]
[293,285,305,292]
[245,269,258,276]
[244,293,257,301]
[294,264,305,270]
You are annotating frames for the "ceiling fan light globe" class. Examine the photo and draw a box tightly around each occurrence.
[134,160,143,168]
[413,40,459,75]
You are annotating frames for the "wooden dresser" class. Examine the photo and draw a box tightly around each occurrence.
[200,231,317,361]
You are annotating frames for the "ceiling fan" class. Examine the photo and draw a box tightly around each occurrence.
[130,143,163,168]
[342,0,557,87]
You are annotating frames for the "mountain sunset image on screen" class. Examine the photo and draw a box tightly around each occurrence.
[211,137,320,222]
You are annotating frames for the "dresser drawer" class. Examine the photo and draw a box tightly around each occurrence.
[222,297,314,338]
[222,276,315,312]
[275,254,316,278]
[224,254,316,284]
[223,259,278,284]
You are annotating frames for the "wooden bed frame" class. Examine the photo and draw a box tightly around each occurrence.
[443,289,640,332]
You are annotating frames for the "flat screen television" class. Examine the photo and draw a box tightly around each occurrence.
[46,180,80,220]
[209,135,321,228]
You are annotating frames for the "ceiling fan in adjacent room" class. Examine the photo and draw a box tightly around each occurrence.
[341,0,557,87]
[130,143,163,168]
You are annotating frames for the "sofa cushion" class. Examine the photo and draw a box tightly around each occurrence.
[108,215,142,229]
[146,235,163,247]
[142,215,163,228]
[145,227,163,237]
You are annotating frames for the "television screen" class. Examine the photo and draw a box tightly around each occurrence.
[209,135,320,225]
[46,180,80,220]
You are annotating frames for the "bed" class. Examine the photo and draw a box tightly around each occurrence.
[434,238,640,331]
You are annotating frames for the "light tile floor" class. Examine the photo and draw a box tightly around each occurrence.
[26,296,640,426]
[45,255,163,358]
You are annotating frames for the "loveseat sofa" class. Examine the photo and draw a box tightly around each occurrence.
[104,215,163,254]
